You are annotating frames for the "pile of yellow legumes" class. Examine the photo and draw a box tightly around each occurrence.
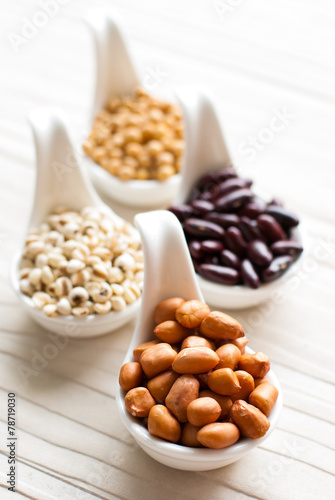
[83,87,184,182]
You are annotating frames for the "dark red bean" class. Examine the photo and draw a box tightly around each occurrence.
[220,249,241,270]
[238,197,267,219]
[169,205,193,222]
[183,218,224,239]
[270,240,303,258]
[215,188,253,212]
[266,206,299,229]
[257,214,287,242]
[203,255,220,265]
[209,178,253,201]
[187,188,202,203]
[224,227,246,258]
[198,264,240,285]
[204,212,240,229]
[240,260,261,289]
[200,240,224,254]
[189,240,205,260]
[247,240,273,267]
[262,256,293,283]
[269,197,283,207]
[197,168,237,190]
[191,200,215,215]
[238,216,266,243]
[192,258,202,273]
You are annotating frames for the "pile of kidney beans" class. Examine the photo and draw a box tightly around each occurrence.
[169,168,303,288]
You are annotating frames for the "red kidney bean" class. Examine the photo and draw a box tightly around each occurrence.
[262,255,293,282]
[238,217,267,243]
[204,212,240,229]
[191,200,215,215]
[257,214,287,242]
[238,197,267,218]
[209,178,253,201]
[198,264,240,285]
[169,205,193,222]
[187,188,203,203]
[224,227,246,258]
[240,259,261,289]
[183,218,224,239]
[266,206,299,228]
[215,189,253,212]
[189,240,205,260]
[270,240,303,258]
[200,240,224,254]
[197,168,237,190]
[204,255,220,265]
[220,249,241,270]
[247,240,273,267]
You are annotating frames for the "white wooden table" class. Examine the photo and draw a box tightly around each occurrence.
[1,1,334,498]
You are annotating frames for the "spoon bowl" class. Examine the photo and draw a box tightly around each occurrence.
[83,10,181,208]
[11,108,141,338]
[116,210,283,470]
[174,87,305,309]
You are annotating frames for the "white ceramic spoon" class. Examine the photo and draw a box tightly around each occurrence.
[82,10,181,208]
[174,87,304,309]
[10,108,141,338]
[116,210,283,471]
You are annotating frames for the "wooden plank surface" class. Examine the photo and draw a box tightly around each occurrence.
[0,0,334,498]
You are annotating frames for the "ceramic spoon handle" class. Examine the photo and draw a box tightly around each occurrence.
[175,88,232,204]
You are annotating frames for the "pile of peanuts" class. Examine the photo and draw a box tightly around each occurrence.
[169,168,303,288]
[83,87,184,182]
[119,297,278,448]
[19,207,143,317]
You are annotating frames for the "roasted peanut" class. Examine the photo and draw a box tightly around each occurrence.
[172,347,219,374]
[148,405,181,443]
[187,397,221,427]
[180,422,202,447]
[175,300,210,328]
[200,311,244,340]
[208,368,241,396]
[154,320,191,344]
[165,374,199,422]
[133,339,160,362]
[238,352,270,378]
[230,400,270,438]
[215,343,241,370]
[254,376,269,388]
[230,370,255,402]
[124,387,155,417]
[147,370,179,404]
[217,336,249,355]
[181,335,215,351]
[140,343,177,378]
[199,390,232,420]
[197,422,240,449]
[249,382,278,416]
[119,362,143,391]
[154,297,185,324]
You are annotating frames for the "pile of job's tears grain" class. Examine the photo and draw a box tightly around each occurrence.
[19,207,143,317]
[119,298,278,449]
[83,87,184,182]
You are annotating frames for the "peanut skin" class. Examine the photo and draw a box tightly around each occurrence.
[125,387,155,418]
[172,347,219,374]
[119,362,143,391]
[215,343,241,370]
[230,370,255,402]
[249,382,278,416]
[148,405,181,443]
[208,368,241,396]
[187,397,221,427]
[199,390,232,420]
[154,297,185,324]
[200,311,244,340]
[165,374,199,422]
[140,343,177,378]
[147,370,179,404]
[176,300,210,328]
[154,320,191,344]
[181,335,215,351]
[217,336,249,354]
[197,422,240,449]
[230,400,270,438]
[133,339,160,362]
[180,422,202,447]
[238,352,270,378]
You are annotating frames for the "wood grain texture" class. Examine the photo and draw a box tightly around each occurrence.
[0,0,334,499]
